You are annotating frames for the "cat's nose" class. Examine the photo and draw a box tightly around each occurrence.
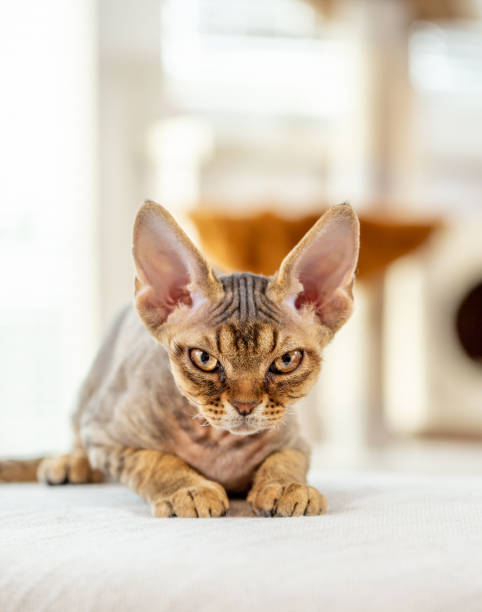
[231,400,259,416]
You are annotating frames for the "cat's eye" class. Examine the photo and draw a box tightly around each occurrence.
[189,349,219,372]
[270,350,303,374]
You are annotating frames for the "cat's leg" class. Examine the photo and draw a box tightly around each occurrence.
[37,447,104,485]
[94,446,229,518]
[247,449,326,517]
[38,393,104,485]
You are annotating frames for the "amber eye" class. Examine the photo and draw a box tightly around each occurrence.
[271,350,303,374]
[189,349,219,372]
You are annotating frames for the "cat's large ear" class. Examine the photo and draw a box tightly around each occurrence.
[133,201,223,331]
[267,204,360,333]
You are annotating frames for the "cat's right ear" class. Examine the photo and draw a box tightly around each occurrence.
[133,201,223,332]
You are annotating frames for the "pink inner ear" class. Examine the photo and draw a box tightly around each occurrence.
[291,215,358,321]
[133,202,222,330]
[140,245,193,312]
[296,246,354,302]
[136,245,195,328]
[134,211,200,325]
[295,285,318,310]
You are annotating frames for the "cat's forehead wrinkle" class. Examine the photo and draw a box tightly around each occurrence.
[209,273,281,326]
[216,321,277,358]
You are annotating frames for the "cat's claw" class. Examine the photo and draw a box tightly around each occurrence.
[248,480,326,517]
[151,482,229,518]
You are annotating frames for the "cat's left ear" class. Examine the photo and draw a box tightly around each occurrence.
[267,204,360,333]
[133,201,223,332]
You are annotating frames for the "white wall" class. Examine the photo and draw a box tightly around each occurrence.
[0,1,98,455]
[97,0,163,330]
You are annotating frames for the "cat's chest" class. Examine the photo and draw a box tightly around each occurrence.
[168,423,278,492]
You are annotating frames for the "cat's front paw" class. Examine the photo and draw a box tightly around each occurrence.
[248,481,326,517]
[151,482,229,518]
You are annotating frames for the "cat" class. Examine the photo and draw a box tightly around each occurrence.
[0,201,359,517]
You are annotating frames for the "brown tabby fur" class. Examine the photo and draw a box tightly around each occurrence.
[0,202,359,518]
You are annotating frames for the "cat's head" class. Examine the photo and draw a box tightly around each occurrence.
[133,201,359,435]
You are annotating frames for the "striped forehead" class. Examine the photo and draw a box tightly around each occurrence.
[214,321,279,358]
[208,273,281,326]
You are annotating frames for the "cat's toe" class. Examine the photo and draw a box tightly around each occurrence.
[151,483,229,518]
[38,456,70,485]
[275,483,309,516]
[276,483,326,516]
[304,486,327,515]
[37,454,103,485]
[247,481,284,516]
[248,481,326,517]
[151,499,175,518]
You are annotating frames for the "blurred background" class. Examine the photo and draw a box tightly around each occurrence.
[1,0,481,472]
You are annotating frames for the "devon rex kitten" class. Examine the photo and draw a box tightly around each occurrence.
[0,201,359,517]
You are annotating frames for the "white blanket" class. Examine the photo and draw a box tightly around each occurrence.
[1,472,481,612]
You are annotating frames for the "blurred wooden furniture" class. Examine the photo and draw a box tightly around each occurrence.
[304,0,479,20]
[190,207,439,281]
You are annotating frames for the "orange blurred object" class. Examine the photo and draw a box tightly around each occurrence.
[190,207,441,281]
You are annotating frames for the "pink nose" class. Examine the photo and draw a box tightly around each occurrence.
[231,400,259,416]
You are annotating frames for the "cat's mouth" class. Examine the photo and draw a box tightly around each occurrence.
[227,421,264,435]
[200,411,268,435]
[221,412,277,435]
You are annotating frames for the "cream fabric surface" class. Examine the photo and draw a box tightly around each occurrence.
[1,472,481,612]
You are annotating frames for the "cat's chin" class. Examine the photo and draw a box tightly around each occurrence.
[223,422,267,436]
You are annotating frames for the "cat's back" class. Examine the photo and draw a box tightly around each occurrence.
[75,304,172,424]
